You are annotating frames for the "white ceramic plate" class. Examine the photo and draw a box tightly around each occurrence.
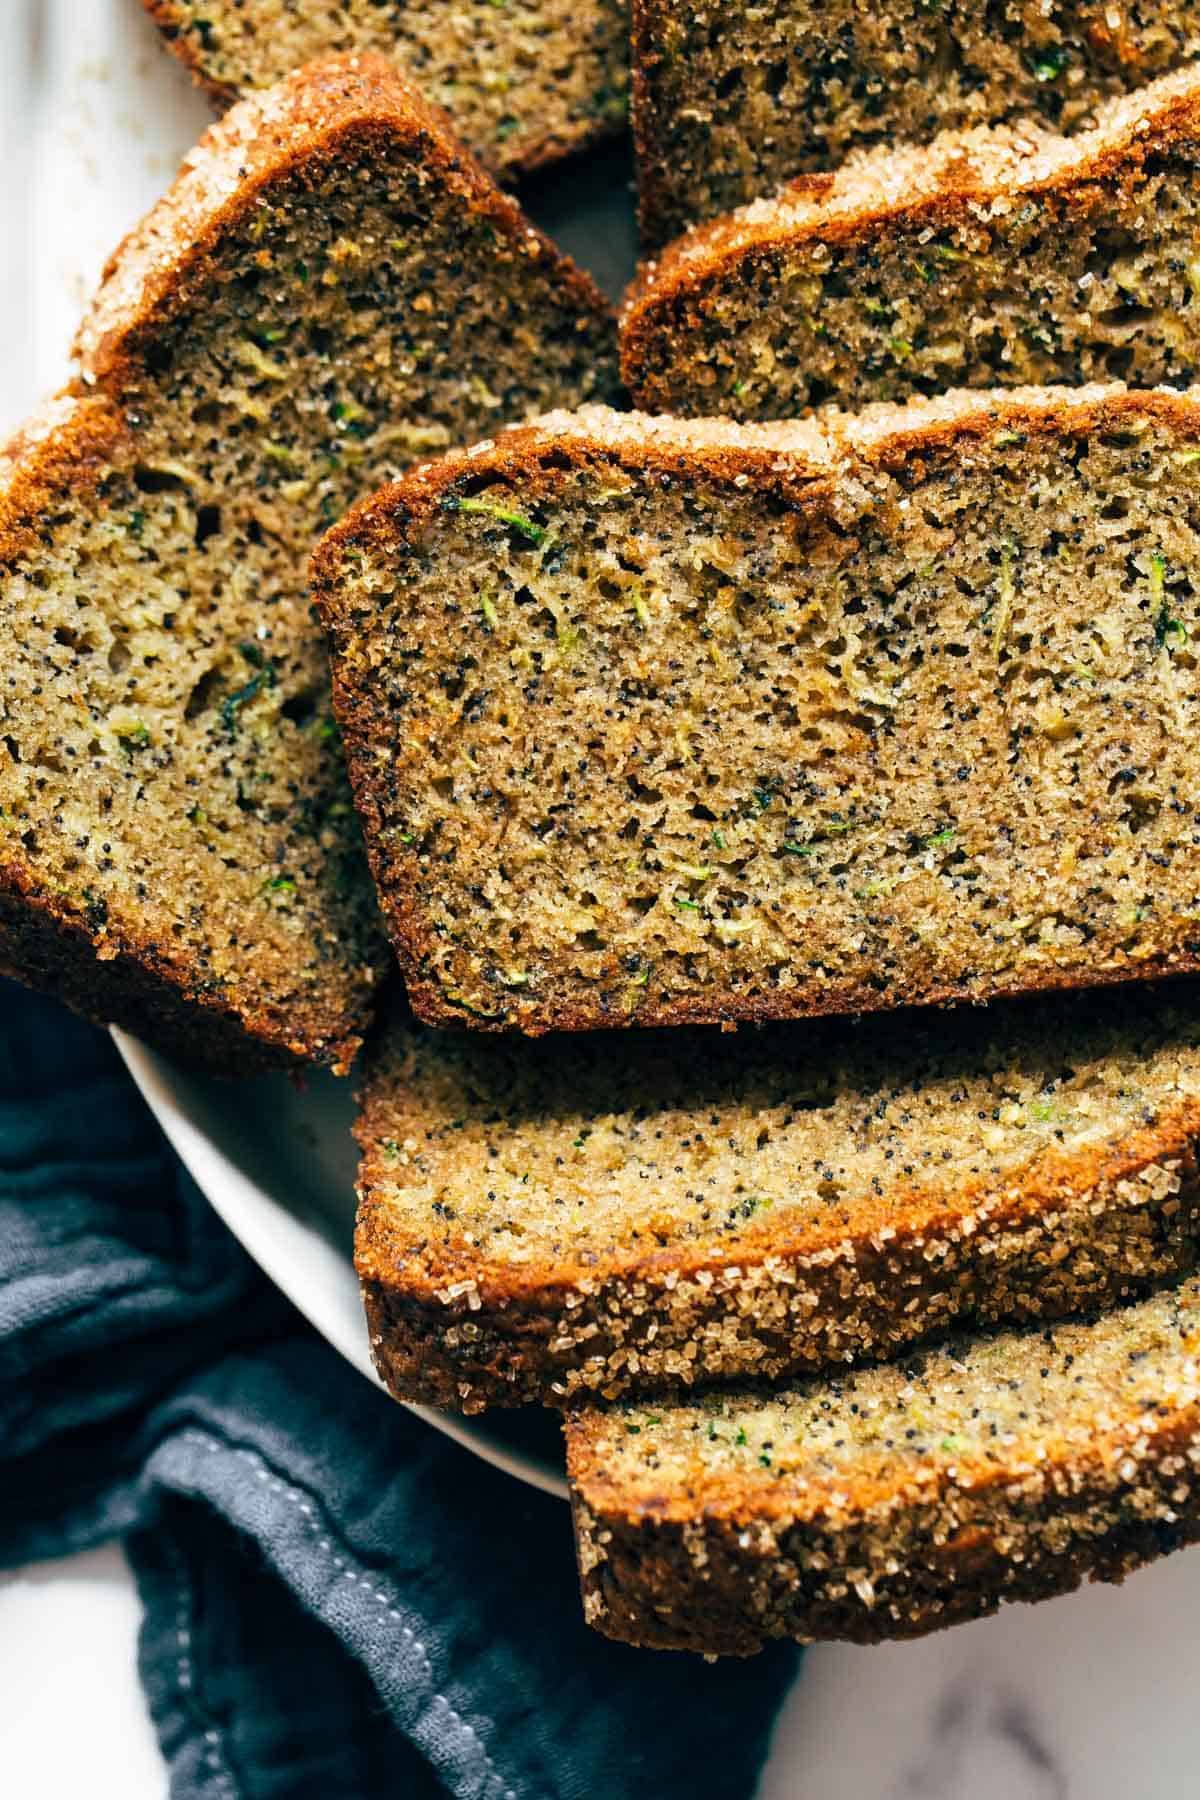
[113,1032,571,1498]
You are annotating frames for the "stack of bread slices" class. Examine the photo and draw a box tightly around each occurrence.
[8,5,1200,1655]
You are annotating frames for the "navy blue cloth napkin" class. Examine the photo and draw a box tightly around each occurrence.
[0,982,799,1799]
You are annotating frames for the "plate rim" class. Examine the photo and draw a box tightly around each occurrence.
[113,1029,570,1502]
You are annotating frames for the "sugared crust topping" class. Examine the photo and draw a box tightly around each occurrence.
[565,1272,1200,1651]
[632,64,1200,294]
[78,55,612,385]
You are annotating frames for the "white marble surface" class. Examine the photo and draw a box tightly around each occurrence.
[7,5,1200,1797]
[8,1538,1200,1800]
[0,1544,164,1800]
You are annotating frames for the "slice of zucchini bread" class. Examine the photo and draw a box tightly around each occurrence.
[567,1271,1200,1653]
[143,0,629,178]
[633,0,1200,246]
[624,68,1200,419]
[315,388,1200,1038]
[357,984,1200,1412]
[0,56,618,1074]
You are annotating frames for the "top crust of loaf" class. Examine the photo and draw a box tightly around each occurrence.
[630,0,1200,247]
[0,393,88,488]
[624,65,1200,330]
[0,392,127,565]
[79,52,611,387]
[314,396,843,593]
[827,380,1197,460]
[564,1270,1200,1652]
[318,382,1197,558]
[563,1276,1200,1526]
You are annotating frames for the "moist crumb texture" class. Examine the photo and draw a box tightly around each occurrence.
[633,0,1200,245]
[0,56,618,1073]
[317,388,1200,1039]
[625,68,1200,418]
[357,984,1200,1411]
[567,1270,1200,1653]
[145,0,630,176]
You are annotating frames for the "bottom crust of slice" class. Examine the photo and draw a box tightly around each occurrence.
[0,864,368,1077]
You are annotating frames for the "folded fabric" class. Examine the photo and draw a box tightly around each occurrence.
[0,983,800,1799]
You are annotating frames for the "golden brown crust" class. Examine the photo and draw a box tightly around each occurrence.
[314,407,838,582]
[630,0,1200,248]
[622,67,1200,404]
[568,1415,1200,1653]
[565,1280,1200,1652]
[79,53,613,387]
[830,379,1200,462]
[357,1114,1200,1410]
[0,391,127,564]
[628,66,1200,310]
[0,393,88,492]
[314,384,1200,1039]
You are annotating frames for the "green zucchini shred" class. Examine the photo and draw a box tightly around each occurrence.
[445,495,546,544]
